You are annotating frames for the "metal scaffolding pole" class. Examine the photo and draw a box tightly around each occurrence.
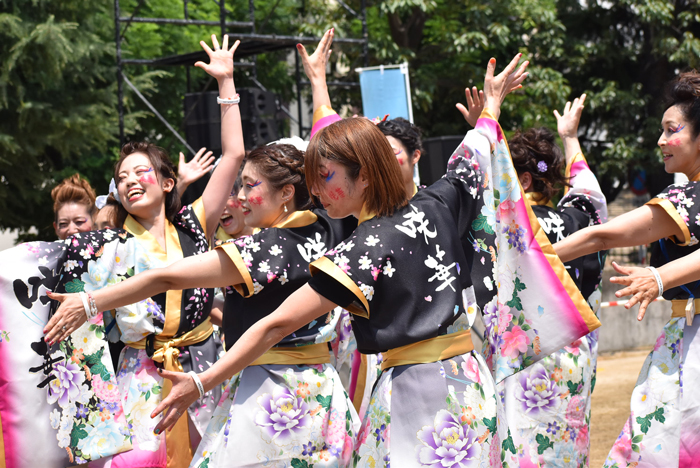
[114,0,124,146]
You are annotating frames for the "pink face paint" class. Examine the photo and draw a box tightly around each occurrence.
[249,196,264,205]
[139,168,157,185]
[397,157,404,165]
[668,138,682,147]
[231,200,242,208]
[328,187,345,200]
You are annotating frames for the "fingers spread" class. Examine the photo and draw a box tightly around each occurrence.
[230,39,240,54]
[222,34,229,51]
[211,34,220,50]
[500,53,522,77]
[200,41,213,56]
[456,103,469,120]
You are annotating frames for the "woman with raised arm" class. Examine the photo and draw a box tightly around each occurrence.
[47,127,360,466]
[47,50,601,467]
[550,71,700,467]
[33,35,245,467]
[465,94,607,467]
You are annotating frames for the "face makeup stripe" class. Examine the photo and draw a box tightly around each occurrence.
[324,171,336,183]
[672,124,686,134]
[249,180,262,188]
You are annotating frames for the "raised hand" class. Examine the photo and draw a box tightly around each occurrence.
[43,291,88,345]
[456,87,484,128]
[609,261,659,321]
[178,147,215,191]
[297,28,334,86]
[150,369,200,434]
[482,54,529,120]
[195,34,240,82]
[554,94,586,140]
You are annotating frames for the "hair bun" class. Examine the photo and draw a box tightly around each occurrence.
[51,174,97,217]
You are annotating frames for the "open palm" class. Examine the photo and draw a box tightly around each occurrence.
[195,34,240,80]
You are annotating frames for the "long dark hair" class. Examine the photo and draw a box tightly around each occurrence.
[113,142,181,227]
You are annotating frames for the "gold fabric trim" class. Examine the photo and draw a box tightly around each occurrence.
[272,210,318,229]
[309,256,370,318]
[671,299,700,318]
[563,152,586,196]
[647,198,691,246]
[312,105,339,126]
[123,215,184,337]
[217,242,255,298]
[130,319,213,467]
[525,192,554,208]
[352,353,369,414]
[215,226,233,243]
[411,183,418,198]
[129,319,213,374]
[250,343,331,366]
[380,329,474,371]
[357,204,376,226]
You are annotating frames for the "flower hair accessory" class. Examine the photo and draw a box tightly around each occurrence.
[95,179,121,209]
[537,161,548,173]
[370,114,390,125]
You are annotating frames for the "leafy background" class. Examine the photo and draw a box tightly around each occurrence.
[1,0,699,241]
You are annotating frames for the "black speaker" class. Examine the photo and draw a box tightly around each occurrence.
[183,91,221,155]
[183,88,281,152]
[419,136,464,186]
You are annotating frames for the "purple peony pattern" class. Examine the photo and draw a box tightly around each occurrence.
[416,410,479,467]
[255,386,313,443]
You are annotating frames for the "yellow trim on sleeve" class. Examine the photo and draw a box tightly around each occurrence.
[647,198,691,246]
[483,115,600,334]
[312,105,339,126]
[217,242,255,298]
[352,353,369,413]
[309,256,370,318]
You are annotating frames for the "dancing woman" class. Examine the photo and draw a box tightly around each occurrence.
[52,174,98,239]
[40,34,245,467]
[47,147,360,465]
[552,71,700,467]
[50,51,600,467]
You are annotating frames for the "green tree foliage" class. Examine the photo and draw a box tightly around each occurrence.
[1,0,699,241]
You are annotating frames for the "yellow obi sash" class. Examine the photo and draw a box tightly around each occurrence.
[130,319,214,374]
[251,342,331,366]
[671,299,700,319]
[380,329,474,371]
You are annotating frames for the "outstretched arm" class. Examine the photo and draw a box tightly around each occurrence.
[610,248,700,320]
[44,249,242,344]
[481,54,529,122]
[150,283,336,433]
[298,29,333,113]
[196,35,246,237]
[553,204,683,263]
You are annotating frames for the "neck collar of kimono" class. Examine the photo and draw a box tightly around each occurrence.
[271,210,318,229]
[525,192,554,208]
[691,172,700,182]
[215,226,233,242]
[357,203,377,226]
[411,183,418,198]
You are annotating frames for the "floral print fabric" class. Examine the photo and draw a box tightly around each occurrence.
[604,180,700,467]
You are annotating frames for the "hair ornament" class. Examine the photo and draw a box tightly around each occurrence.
[370,114,390,125]
[537,160,548,173]
[95,179,121,209]
[268,136,309,152]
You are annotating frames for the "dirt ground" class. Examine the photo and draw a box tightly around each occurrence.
[589,348,651,467]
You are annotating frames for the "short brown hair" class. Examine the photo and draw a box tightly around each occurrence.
[246,144,311,210]
[114,142,181,226]
[306,118,407,217]
[51,174,97,222]
[510,127,569,202]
